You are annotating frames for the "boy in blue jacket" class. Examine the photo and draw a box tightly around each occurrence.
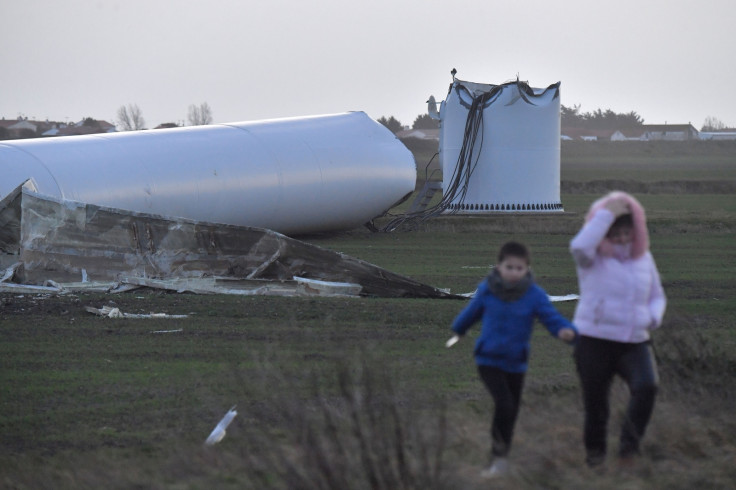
[448,241,577,478]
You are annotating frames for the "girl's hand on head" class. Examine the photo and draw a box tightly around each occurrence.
[604,198,630,217]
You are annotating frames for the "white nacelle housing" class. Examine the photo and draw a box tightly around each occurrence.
[0,112,416,235]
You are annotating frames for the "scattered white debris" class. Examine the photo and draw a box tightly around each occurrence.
[107,307,123,318]
[1,271,140,294]
[150,329,183,334]
[85,305,188,319]
[0,282,62,294]
[1,263,21,283]
[205,405,238,446]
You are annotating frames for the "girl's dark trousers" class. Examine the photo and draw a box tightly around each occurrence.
[477,365,525,458]
[575,335,659,465]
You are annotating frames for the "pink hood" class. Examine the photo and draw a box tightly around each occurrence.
[585,191,649,259]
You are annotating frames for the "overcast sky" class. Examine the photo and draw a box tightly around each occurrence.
[2,0,735,130]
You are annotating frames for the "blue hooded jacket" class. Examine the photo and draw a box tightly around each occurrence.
[451,277,575,373]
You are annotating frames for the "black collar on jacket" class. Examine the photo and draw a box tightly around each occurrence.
[487,269,533,302]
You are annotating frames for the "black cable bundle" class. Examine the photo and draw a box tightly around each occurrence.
[381,84,499,232]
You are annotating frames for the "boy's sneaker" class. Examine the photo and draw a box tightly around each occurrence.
[480,457,509,478]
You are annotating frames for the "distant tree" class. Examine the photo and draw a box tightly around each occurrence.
[561,104,582,127]
[116,104,146,131]
[561,104,643,129]
[702,116,726,132]
[617,110,645,127]
[187,102,213,126]
[82,117,100,128]
[412,114,439,130]
[377,116,403,134]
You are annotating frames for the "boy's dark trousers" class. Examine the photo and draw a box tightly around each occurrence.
[575,335,659,465]
[477,365,525,457]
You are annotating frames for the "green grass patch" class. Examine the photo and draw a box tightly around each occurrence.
[1,148,735,488]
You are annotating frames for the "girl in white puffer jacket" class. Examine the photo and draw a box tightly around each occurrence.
[570,191,666,468]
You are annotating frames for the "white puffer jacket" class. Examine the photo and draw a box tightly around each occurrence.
[570,202,666,343]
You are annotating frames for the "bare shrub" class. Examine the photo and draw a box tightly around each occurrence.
[234,356,453,489]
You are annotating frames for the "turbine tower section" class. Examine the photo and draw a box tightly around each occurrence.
[437,77,563,213]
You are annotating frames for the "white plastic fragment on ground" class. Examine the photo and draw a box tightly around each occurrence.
[85,305,189,319]
[205,405,238,446]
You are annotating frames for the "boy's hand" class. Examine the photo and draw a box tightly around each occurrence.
[445,335,460,348]
[557,328,576,343]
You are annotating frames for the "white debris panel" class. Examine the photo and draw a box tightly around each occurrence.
[0,185,458,299]
[0,112,416,235]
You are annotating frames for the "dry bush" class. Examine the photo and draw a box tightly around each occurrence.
[229,356,456,489]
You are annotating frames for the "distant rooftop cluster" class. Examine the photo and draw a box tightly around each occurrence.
[561,124,736,142]
[397,124,736,142]
[0,117,116,140]
[4,117,736,142]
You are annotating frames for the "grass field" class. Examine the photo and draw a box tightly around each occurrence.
[408,139,736,185]
[1,141,735,489]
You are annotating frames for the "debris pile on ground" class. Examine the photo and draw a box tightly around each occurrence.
[0,185,458,299]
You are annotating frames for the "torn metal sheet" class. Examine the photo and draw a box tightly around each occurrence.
[118,276,295,296]
[118,276,362,297]
[44,279,139,294]
[1,262,20,283]
[0,185,458,299]
[0,282,62,294]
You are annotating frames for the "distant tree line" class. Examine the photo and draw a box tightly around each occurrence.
[701,116,729,132]
[561,104,644,129]
[115,102,213,131]
[116,104,146,131]
[0,101,216,141]
[377,114,439,134]
[379,107,648,134]
[381,103,730,133]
